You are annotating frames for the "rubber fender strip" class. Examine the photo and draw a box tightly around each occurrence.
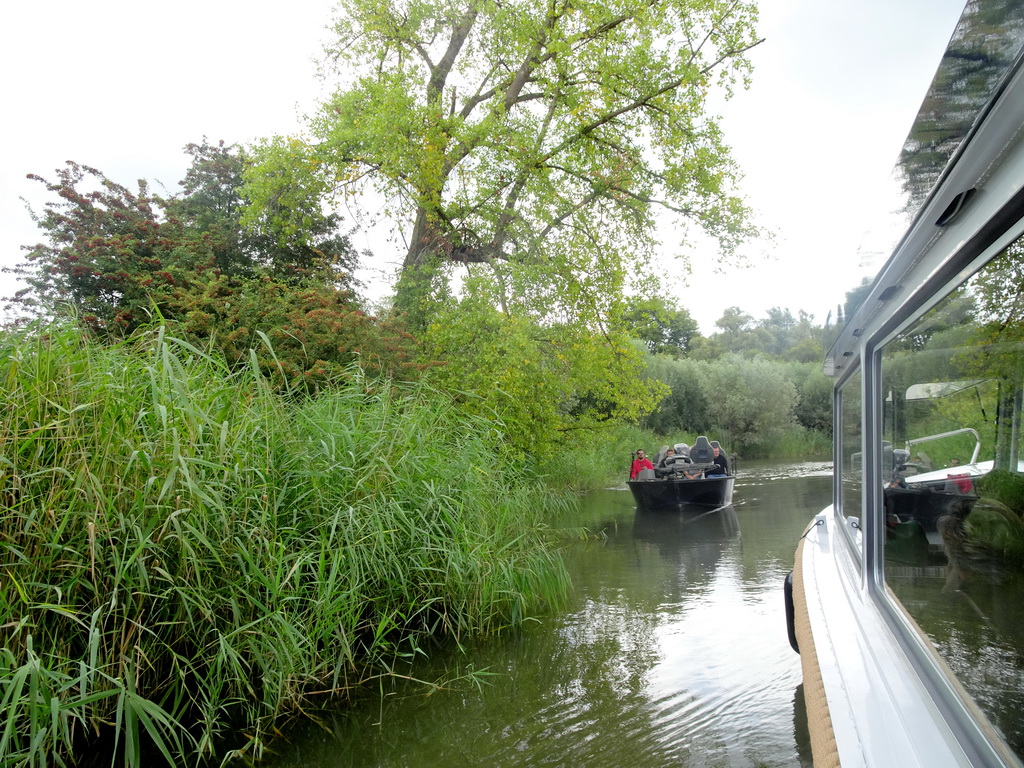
[792,524,842,768]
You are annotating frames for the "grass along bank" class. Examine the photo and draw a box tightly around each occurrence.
[0,323,573,767]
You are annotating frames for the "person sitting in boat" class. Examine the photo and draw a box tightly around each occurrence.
[910,452,933,473]
[706,443,729,476]
[658,447,677,467]
[651,444,671,466]
[654,447,678,477]
[665,443,701,478]
[711,440,730,462]
[630,449,654,479]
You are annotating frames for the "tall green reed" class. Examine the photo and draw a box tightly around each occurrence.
[741,428,832,460]
[0,323,572,767]
[536,423,654,490]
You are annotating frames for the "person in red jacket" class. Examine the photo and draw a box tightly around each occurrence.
[630,449,654,479]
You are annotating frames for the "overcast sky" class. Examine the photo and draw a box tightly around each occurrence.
[1,0,967,333]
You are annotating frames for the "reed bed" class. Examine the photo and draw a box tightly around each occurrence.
[535,424,659,490]
[0,323,573,767]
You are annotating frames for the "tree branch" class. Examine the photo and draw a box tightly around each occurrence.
[427,3,483,101]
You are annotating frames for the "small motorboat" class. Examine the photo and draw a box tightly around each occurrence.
[627,436,734,511]
[882,431,983,544]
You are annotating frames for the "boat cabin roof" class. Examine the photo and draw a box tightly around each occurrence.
[824,8,1024,378]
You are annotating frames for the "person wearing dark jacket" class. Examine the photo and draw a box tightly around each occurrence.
[706,444,729,476]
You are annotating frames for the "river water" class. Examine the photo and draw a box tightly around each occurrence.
[258,460,834,768]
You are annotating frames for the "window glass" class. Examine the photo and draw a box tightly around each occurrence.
[881,236,1024,756]
[840,370,863,530]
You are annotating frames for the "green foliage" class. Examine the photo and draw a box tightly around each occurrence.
[10,144,425,394]
[692,305,822,361]
[243,0,764,315]
[977,470,1024,516]
[168,139,360,286]
[12,142,361,338]
[536,423,658,489]
[714,306,754,337]
[176,272,425,392]
[783,335,823,364]
[962,242,1024,389]
[964,500,1024,566]
[843,277,872,322]
[699,355,795,450]
[620,295,701,357]
[791,363,833,436]
[421,294,667,459]
[760,308,820,359]
[640,352,810,454]
[629,303,835,451]
[762,425,832,459]
[641,354,712,435]
[391,256,456,332]
[0,322,571,766]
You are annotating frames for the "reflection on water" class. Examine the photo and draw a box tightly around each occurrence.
[258,462,832,767]
[886,526,1024,754]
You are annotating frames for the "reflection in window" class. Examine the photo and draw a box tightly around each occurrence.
[881,236,1024,757]
[840,370,862,528]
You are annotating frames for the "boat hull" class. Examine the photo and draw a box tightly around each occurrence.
[627,475,734,510]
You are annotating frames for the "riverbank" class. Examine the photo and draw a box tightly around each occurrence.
[0,324,575,767]
[251,463,834,767]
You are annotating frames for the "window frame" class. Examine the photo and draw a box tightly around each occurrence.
[849,193,1024,767]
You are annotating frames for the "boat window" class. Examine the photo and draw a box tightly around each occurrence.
[839,369,863,536]
[880,233,1024,757]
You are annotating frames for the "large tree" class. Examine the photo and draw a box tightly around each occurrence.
[10,145,424,391]
[243,0,763,322]
[13,142,362,333]
[621,295,700,357]
[166,139,361,288]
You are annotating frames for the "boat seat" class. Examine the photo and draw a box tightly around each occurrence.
[690,436,714,464]
[636,468,657,481]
